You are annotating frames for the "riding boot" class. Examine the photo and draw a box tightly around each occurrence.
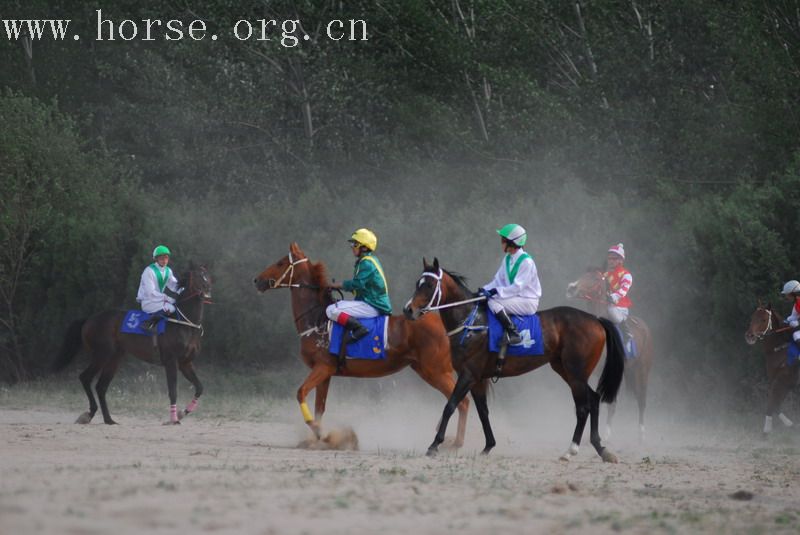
[345,317,370,342]
[336,331,350,373]
[142,313,165,335]
[620,319,634,354]
[496,310,522,345]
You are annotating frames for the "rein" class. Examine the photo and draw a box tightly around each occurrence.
[754,307,795,340]
[574,273,607,304]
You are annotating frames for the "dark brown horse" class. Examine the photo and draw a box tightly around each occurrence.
[53,264,211,425]
[253,243,469,446]
[404,259,624,462]
[745,303,799,434]
[566,268,654,442]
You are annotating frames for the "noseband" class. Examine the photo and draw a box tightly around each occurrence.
[416,269,444,313]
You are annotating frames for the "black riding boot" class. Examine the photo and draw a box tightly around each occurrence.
[345,317,370,341]
[335,318,370,372]
[142,313,166,334]
[496,310,522,345]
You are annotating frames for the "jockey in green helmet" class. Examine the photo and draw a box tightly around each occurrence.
[478,224,541,345]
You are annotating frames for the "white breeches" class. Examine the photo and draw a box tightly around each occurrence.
[488,296,539,316]
[141,302,175,315]
[326,300,380,322]
[794,330,800,343]
[607,306,629,324]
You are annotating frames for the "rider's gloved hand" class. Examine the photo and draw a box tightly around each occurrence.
[608,293,620,304]
[790,320,799,328]
[478,287,497,299]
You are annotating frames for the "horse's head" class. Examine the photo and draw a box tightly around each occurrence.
[566,267,605,301]
[403,257,471,320]
[404,258,444,320]
[253,242,310,292]
[179,263,212,301]
[745,302,774,345]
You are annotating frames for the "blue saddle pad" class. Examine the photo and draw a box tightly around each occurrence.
[615,325,638,360]
[487,311,544,356]
[120,310,166,335]
[330,316,388,360]
[788,342,800,367]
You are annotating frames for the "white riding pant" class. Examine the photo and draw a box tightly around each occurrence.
[141,302,175,315]
[607,305,629,324]
[488,296,539,316]
[326,300,380,322]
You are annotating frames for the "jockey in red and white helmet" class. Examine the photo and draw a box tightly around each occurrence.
[604,243,633,349]
[781,279,800,347]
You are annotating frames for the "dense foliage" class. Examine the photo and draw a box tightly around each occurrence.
[1,1,798,410]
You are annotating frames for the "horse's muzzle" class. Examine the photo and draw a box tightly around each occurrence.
[744,333,758,345]
[254,278,276,292]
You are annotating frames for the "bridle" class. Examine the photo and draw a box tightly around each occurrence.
[407,269,486,315]
[751,307,776,341]
[269,252,311,289]
[573,271,607,303]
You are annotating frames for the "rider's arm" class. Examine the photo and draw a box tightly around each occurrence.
[136,268,157,303]
[342,260,374,293]
[609,272,633,304]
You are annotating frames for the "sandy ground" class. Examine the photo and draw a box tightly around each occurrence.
[1,381,799,535]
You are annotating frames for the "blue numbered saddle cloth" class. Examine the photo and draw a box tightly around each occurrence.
[487,311,544,356]
[616,325,638,360]
[120,310,166,335]
[788,341,800,367]
[329,316,388,360]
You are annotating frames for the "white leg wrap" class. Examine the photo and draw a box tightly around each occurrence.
[559,442,579,461]
[763,415,773,434]
[604,424,612,441]
[639,424,646,443]
[778,413,793,427]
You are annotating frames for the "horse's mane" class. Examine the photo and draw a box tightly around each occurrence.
[309,260,335,307]
[442,268,473,294]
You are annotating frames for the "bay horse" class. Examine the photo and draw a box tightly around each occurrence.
[744,303,799,434]
[53,264,211,425]
[404,258,624,462]
[566,268,654,442]
[252,243,469,446]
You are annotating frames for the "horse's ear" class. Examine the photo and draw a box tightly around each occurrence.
[290,242,301,255]
[433,257,440,270]
[422,257,429,269]
[757,298,763,308]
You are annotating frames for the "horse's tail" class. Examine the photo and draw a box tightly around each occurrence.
[596,317,625,403]
[53,319,86,372]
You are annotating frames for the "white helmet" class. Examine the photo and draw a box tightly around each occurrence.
[781,280,800,295]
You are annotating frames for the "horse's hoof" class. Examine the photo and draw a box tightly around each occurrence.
[601,449,619,463]
[426,447,439,457]
[75,412,93,424]
[307,422,322,440]
[559,453,571,462]
[480,448,493,456]
[177,410,187,421]
[163,420,181,426]
[103,419,118,425]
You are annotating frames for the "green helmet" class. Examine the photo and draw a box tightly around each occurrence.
[152,245,171,258]
[496,224,527,246]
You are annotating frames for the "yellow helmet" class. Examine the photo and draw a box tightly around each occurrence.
[349,228,378,251]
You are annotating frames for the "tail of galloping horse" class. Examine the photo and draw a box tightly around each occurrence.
[53,318,86,372]
[596,317,625,403]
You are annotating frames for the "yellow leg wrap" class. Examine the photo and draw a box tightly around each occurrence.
[300,402,313,423]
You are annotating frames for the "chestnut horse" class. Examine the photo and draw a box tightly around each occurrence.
[744,303,799,434]
[404,259,624,462]
[253,243,468,446]
[53,264,212,424]
[566,268,654,442]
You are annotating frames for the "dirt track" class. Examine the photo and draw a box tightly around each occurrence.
[1,399,798,535]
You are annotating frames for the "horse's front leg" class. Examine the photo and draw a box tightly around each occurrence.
[428,369,473,456]
[178,359,203,420]
[470,379,496,454]
[163,355,180,425]
[297,364,334,439]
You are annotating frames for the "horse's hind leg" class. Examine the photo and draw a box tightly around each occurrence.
[77,361,102,424]
[296,364,334,439]
[313,377,331,425]
[635,372,648,443]
[178,360,203,419]
[95,352,123,424]
[604,401,617,441]
[163,355,180,425]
